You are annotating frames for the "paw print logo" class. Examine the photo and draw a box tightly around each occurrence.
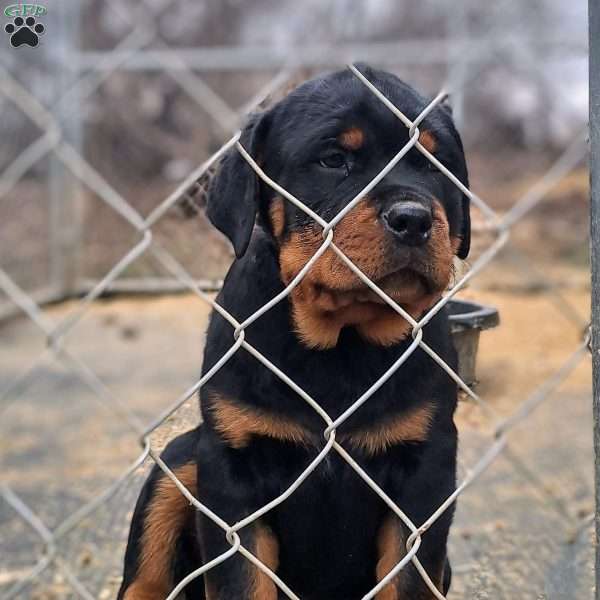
[4,16,45,48]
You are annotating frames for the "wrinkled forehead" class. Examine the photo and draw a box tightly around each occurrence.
[267,69,449,155]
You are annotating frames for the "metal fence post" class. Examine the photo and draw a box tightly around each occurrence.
[446,1,467,130]
[48,2,83,298]
[590,1,600,598]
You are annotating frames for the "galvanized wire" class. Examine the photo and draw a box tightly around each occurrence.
[0,6,593,599]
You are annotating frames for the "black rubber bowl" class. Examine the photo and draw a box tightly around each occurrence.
[447,299,500,386]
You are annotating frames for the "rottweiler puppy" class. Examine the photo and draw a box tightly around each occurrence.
[118,63,471,600]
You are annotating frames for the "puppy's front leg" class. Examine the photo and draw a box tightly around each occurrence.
[118,428,204,600]
[195,429,280,600]
[375,425,457,600]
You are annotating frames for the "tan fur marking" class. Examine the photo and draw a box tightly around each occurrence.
[339,126,365,150]
[123,587,165,600]
[375,516,446,599]
[249,524,280,599]
[450,235,462,255]
[204,579,218,600]
[375,515,405,600]
[210,393,314,448]
[279,199,391,348]
[123,464,197,600]
[279,199,387,298]
[279,198,455,349]
[210,392,433,455]
[269,197,286,239]
[346,403,434,456]
[419,130,437,154]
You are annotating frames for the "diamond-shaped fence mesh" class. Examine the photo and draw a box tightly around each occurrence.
[0,1,595,599]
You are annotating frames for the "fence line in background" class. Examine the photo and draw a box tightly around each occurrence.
[75,36,588,71]
[0,2,595,598]
[0,0,589,310]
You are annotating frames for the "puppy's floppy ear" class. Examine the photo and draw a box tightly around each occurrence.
[457,193,471,259]
[446,118,471,260]
[206,112,270,258]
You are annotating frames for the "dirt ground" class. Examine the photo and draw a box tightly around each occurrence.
[0,247,593,599]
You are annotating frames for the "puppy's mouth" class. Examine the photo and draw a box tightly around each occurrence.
[369,269,432,303]
[314,267,438,309]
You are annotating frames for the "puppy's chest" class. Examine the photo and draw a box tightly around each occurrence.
[259,336,440,424]
[257,439,411,507]
[268,454,388,571]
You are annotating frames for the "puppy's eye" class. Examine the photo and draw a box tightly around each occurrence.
[319,151,347,170]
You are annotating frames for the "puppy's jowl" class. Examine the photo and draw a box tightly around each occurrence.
[119,64,470,600]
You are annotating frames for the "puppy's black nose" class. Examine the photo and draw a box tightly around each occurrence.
[383,202,432,246]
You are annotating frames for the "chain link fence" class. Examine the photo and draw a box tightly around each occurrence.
[0,1,595,598]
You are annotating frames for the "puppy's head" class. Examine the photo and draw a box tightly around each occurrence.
[207,65,470,349]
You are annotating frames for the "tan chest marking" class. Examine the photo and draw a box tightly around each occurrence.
[210,394,433,456]
[209,394,314,449]
[344,403,434,455]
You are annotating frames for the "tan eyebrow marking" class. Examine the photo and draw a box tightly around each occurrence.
[339,126,365,150]
[418,130,437,154]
